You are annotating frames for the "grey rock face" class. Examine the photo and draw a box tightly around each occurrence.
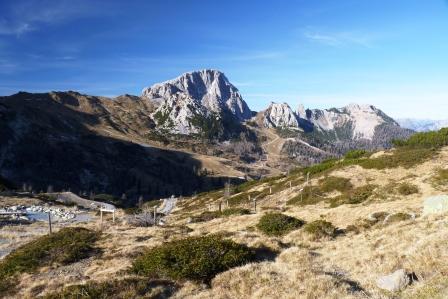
[142,70,252,134]
[376,269,410,292]
[263,102,299,128]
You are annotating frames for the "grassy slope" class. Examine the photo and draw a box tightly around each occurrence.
[6,129,448,298]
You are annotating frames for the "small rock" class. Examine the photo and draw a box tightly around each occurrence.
[376,269,410,292]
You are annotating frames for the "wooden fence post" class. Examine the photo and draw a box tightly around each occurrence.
[48,212,52,234]
[100,209,103,230]
[253,199,257,213]
[219,201,222,212]
[269,187,272,194]
[112,210,115,223]
[289,181,292,189]
[153,207,157,226]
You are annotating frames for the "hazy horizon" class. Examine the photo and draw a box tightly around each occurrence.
[1,0,448,119]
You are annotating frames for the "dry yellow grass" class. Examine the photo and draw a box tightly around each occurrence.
[2,148,448,298]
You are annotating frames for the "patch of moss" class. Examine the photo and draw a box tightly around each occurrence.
[256,213,305,236]
[132,235,255,282]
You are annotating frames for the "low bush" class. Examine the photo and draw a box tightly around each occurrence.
[302,158,338,176]
[432,168,448,186]
[132,235,255,282]
[397,183,419,195]
[256,213,305,236]
[190,211,221,223]
[0,227,100,297]
[303,220,338,240]
[319,176,353,193]
[358,147,436,170]
[393,128,448,148]
[0,228,99,279]
[328,184,376,207]
[287,186,324,206]
[386,212,413,223]
[42,278,177,299]
[221,208,251,217]
[344,149,369,159]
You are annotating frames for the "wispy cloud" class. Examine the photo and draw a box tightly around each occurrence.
[0,0,104,37]
[303,29,376,48]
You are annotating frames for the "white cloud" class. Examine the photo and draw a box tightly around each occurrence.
[303,29,375,48]
[0,0,104,37]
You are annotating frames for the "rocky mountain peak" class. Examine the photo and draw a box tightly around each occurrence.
[263,102,299,128]
[142,69,252,121]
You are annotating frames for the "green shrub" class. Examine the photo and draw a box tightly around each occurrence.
[221,208,251,217]
[386,212,413,223]
[256,213,305,236]
[393,128,448,148]
[359,147,436,170]
[344,149,368,159]
[397,183,419,195]
[319,176,353,193]
[42,278,177,299]
[287,186,323,206]
[190,211,222,223]
[328,184,376,207]
[132,235,255,282]
[0,228,99,297]
[302,158,338,175]
[432,168,448,186]
[303,220,338,240]
[0,228,99,280]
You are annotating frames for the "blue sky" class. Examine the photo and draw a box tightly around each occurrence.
[1,0,448,119]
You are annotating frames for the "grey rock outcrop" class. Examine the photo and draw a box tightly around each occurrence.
[376,269,411,292]
[142,70,252,133]
[263,102,299,128]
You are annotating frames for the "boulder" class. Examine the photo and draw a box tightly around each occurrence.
[376,269,410,292]
[423,195,448,215]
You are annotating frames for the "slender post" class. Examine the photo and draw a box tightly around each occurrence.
[269,187,272,194]
[219,201,222,212]
[100,209,103,230]
[153,207,157,226]
[248,194,251,202]
[289,181,292,189]
[112,210,115,223]
[307,172,310,185]
[226,199,229,208]
[48,212,52,234]
[254,199,257,213]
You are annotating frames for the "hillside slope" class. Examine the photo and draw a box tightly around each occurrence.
[3,130,448,298]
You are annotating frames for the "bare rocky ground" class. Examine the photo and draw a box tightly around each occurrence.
[2,148,448,298]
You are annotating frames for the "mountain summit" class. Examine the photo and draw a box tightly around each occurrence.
[142,70,252,135]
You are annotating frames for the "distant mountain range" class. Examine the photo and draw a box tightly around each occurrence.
[396,118,448,132]
[0,69,415,202]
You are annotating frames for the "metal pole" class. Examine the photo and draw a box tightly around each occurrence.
[48,212,52,234]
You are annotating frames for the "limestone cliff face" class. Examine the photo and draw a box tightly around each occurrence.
[263,102,299,129]
[142,70,252,134]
